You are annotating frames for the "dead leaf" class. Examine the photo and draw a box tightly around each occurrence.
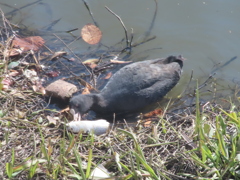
[104,72,112,79]
[89,63,98,69]
[82,87,90,94]
[45,71,60,77]
[8,48,22,56]
[47,116,58,126]
[69,57,75,61]
[110,59,132,64]
[82,58,99,65]
[32,85,46,95]
[24,69,39,83]
[143,119,152,127]
[50,51,67,60]
[143,108,163,118]
[1,77,14,90]
[83,58,99,69]
[78,78,97,92]
[11,36,45,53]
[81,24,102,45]
[9,70,21,77]
[15,109,26,119]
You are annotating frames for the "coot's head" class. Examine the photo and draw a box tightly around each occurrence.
[69,94,94,121]
[165,55,185,68]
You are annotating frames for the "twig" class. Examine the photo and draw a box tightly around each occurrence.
[53,33,92,75]
[121,48,157,63]
[59,59,99,92]
[4,0,43,16]
[129,28,134,50]
[82,0,99,27]
[105,6,130,47]
[143,0,158,40]
[41,18,61,31]
[53,33,82,62]
[52,33,99,90]
[197,73,215,90]
[180,70,193,96]
[131,36,156,47]
[0,8,14,36]
[211,56,237,74]
[66,28,79,33]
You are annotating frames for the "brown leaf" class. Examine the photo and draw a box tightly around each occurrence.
[82,87,90,94]
[9,70,21,77]
[8,48,22,56]
[82,58,99,65]
[89,63,98,69]
[81,24,102,45]
[143,108,163,118]
[78,78,98,92]
[50,51,67,60]
[143,119,152,127]
[104,72,112,79]
[12,36,45,52]
[82,58,99,69]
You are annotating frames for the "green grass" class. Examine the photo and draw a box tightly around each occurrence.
[0,76,240,179]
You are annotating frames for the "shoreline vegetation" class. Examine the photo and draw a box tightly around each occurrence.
[0,1,240,179]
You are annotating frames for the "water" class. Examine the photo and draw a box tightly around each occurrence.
[1,0,240,107]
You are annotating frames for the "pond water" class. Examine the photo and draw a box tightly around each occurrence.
[1,0,240,112]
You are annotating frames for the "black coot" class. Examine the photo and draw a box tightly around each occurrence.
[70,55,185,120]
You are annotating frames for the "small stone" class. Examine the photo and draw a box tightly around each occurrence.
[45,79,77,101]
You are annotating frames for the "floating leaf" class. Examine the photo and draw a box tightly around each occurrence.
[82,58,99,65]
[69,57,75,61]
[110,59,132,64]
[78,78,97,92]
[83,58,99,69]
[50,51,67,60]
[81,24,102,45]
[104,72,112,79]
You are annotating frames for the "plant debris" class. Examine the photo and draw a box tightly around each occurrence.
[9,36,45,56]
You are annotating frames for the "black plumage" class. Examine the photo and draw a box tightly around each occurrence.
[69,55,185,120]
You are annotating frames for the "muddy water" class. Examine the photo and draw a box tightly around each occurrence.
[1,0,240,113]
